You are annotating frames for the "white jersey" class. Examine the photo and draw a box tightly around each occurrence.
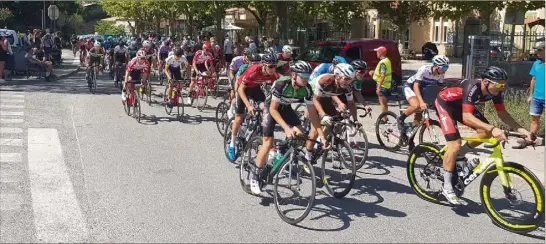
[309,74,353,101]
[165,54,187,68]
[406,65,444,88]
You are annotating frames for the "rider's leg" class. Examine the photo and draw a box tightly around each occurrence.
[398,93,419,135]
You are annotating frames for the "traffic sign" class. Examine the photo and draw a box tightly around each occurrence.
[48,5,59,20]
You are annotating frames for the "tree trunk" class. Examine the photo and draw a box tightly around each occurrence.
[480,9,493,35]
[187,12,194,38]
[214,1,223,45]
[127,21,136,36]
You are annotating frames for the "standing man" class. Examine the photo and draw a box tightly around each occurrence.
[224,33,234,63]
[271,37,283,53]
[518,38,545,148]
[369,46,393,117]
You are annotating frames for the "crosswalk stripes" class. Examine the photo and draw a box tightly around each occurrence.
[0,90,32,243]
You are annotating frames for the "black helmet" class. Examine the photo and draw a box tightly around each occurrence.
[249,52,261,62]
[261,53,278,64]
[290,61,313,73]
[350,60,367,70]
[242,48,251,56]
[119,41,126,47]
[173,47,183,56]
[481,66,508,81]
[163,40,170,46]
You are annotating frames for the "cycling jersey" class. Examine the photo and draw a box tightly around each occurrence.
[236,64,249,78]
[310,63,333,81]
[127,57,151,74]
[87,47,105,58]
[113,46,127,63]
[127,46,138,59]
[309,74,353,101]
[159,45,172,60]
[276,53,292,74]
[192,50,213,64]
[404,65,444,99]
[237,64,280,88]
[269,76,313,106]
[435,79,505,141]
[165,55,187,68]
[229,56,245,72]
[352,79,364,92]
[139,47,156,58]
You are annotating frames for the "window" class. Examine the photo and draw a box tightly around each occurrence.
[434,25,439,42]
[297,45,343,62]
[443,26,448,43]
[344,47,361,62]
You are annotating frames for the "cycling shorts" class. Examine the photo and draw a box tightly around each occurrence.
[186,55,194,65]
[159,52,169,61]
[262,105,300,137]
[128,70,143,84]
[191,63,207,78]
[319,97,339,117]
[434,98,489,142]
[168,66,183,81]
[235,86,265,115]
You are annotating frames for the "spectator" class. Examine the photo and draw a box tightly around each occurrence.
[369,46,393,117]
[0,36,7,82]
[518,38,545,148]
[23,30,32,46]
[42,33,54,61]
[271,37,282,53]
[247,36,257,52]
[25,46,53,82]
[3,36,13,81]
[224,34,233,63]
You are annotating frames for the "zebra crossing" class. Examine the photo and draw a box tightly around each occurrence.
[0,89,34,243]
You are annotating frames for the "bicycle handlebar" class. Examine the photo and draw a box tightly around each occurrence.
[483,131,528,149]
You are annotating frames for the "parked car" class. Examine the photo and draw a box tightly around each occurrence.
[297,39,402,94]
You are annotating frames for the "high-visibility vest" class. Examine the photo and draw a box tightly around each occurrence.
[373,57,393,89]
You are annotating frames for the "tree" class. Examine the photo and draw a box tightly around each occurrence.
[0,8,13,28]
[319,1,366,34]
[94,20,125,35]
[370,1,431,41]
[239,1,275,37]
[63,14,84,35]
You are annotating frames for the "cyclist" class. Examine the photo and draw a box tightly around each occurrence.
[226,53,280,161]
[113,41,129,78]
[398,55,450,140]
[122,50,151,101]
[310,55,347,81]
[434,66,531,205]
[70,34,78,57]
[85,41,105,87]
[188,42,214,104]
[250,61,325,194]
[307,63,357,159]
[276,45,293,75]
[127,41,139,59]
[158,40,172,74]
[227,48,252,118]
[164,47,188,105]
[140,40,157,70]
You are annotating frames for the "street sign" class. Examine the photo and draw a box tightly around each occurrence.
[48,5,59,21]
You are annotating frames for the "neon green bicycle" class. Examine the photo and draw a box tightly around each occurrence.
[407,131,544,233]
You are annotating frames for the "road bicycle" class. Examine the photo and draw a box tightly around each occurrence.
[122,80,143,123]
[239,135,317,225]
[190,72,211,111]
[163,79,185,122]
[406,131,544,233]
[223,101,263,163]
[113,62,126,90]
[215,89,232,137]
[87,63,101,94]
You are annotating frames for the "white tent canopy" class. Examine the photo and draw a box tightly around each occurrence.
[203,23,244,31]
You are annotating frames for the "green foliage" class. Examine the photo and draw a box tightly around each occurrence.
[370,1,430,35]
[94,20,124,35]
[484,89,545,134]
[319,1,366,32]
[0,7,13,22]
[63,14,84,35]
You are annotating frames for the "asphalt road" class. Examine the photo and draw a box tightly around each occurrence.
[0,68,544,243]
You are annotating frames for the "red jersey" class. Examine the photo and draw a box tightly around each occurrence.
[127,57,151,74]
[276,53,292,74]
[438,79,505,113]
[193,50,213,64]
[237,64,280,88]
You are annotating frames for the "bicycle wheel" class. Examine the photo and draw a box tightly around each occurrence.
[406,143,444,203]
[146,80,152,106]
[375,111,401,151]
[274,153,316,225]
[123,92,131,116]
[480,162,545,234]
[215,102,229,137]
[239,136,262,195]
[321,139,356,199]
[418,120,445,147]
[163,86,173,115]
[196,85,208,111]
[91,72,97,94]
[349,126,369,171]
[177,90,185,122]
[223,117,243,163]
[134,91,142,122]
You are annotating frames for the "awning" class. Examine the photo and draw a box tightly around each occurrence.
[526,18,545,28]
[203,23,244,31]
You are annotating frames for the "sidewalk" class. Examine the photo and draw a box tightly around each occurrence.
[3,49,80,84]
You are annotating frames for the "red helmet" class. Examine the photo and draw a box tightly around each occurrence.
[203,42,211,50]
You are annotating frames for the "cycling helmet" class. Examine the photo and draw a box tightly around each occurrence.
[202,42,211,50]
[282,45,293,54]
[136,50,146,58]
[333,63,356,79]
[432,55,450,66]
[143,40,152,48]
[290,61,313,74]
[261,53,278,64]
[163,40,170,46]
[173,47,183,56]
[350,60,367,70]
[130,41,136,46]
[249,52,261,62]
[94,41,101,47]
[242,48,252,56]
[119,41,126,47]
[481,66,508,81]
[332,56,347,66]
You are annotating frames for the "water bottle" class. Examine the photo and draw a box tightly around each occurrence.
[405,122,413,136]
[266,149,277,166]
[455,157,469,177]
[467,158,480,172]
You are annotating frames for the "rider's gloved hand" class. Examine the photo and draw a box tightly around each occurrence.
[321,115,333,126]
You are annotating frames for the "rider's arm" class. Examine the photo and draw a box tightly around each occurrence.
[237,82,252,109]
[331,96,343,108]
[494,95,528,134]
[353,90,367,107]
[412,82,426,105]
[307,104,328,142]
[461,85,495,132]
[164,59,171,80]
[269,100,291,132]
[192,52,199,73]
[312,95,327,118]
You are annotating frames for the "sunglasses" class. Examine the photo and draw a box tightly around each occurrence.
[356,69,366,73]
[266,64,276,69]
[485,79,506,89]
[297,73,310,80]
[439,65,449,71]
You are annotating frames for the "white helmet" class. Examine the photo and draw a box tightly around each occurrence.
[282,45,293,54]
[432,55,449,66]
[143,40,152,48]
[136,50,146,58]
[333,63,356,79]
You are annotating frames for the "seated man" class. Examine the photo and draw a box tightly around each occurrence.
[25,46,53,82]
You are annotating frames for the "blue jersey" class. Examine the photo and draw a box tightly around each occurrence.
[310,63,333,80]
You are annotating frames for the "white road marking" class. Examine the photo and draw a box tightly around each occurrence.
[0,104,24,109]
[28,128,88,243]
[0,118,24,124]
[0,127,23,134]
[0,93,24,99]
[0,170,23,183]
[0,99,24,104]
[0,153,22,163]
[0,138,23,147]
[0,111,24,116]
[0,193,23,211]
